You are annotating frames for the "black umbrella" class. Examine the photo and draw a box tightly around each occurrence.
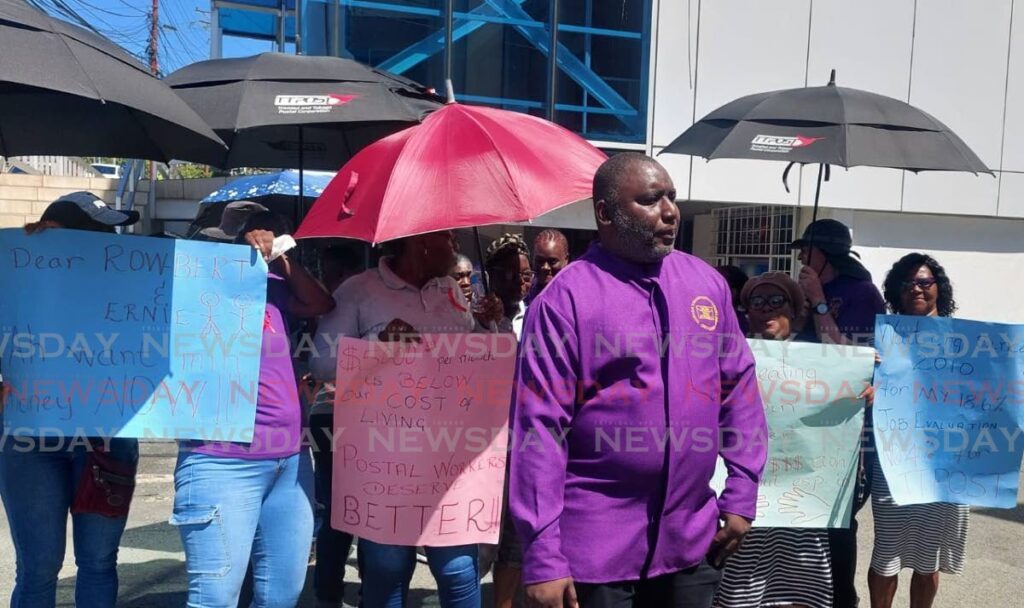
[165,52,443,223]
[661,70,992,222]
[0,0,225,164]
[164,53,443,171]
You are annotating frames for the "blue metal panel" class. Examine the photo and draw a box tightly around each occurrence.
[221,8,297,41]
[458,94,638,116]
[376,1,526,75]
[224,0,297,10]
[298,0,650,141]
[482,0,641,134]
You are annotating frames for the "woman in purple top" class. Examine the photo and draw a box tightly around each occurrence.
[171,212,334,608]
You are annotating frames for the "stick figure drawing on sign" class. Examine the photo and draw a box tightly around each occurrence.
[231,294,256,339]
[200,293,221,338]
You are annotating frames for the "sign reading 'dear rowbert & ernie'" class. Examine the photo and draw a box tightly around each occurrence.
[331,334,516,546]
[0,228,267,440]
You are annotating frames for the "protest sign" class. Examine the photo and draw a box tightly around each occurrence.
[712,339,873,528]
[0,228,267,439]
[873,315,1024,508]
[331,334,516,546]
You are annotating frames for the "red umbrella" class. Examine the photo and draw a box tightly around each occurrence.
[294,102,607,243]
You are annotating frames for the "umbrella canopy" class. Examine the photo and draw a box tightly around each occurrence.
[295,103,607,244]
[662,71,990,174]
[200,170,335,203]
[0,0,225,163]
[164,52,443,170]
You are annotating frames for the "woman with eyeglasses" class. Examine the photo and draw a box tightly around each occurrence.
[867,253,968,608]
[715,272,836,608]
[484,234,532,338]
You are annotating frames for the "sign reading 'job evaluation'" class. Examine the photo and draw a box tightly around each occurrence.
[874,315,1024,508]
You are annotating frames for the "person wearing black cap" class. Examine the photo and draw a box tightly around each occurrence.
[26,190,140,233]
[1,192,141,608]
[790,218,885,608]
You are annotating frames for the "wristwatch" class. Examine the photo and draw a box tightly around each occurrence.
[813,301,830,315]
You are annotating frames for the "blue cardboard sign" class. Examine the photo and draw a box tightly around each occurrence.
[873,315,1024,508]
[0,228,268,439]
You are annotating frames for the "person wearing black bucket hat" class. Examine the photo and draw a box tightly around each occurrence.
[791,218,884,346]
[790,218,885,608]
[197,200,269,242]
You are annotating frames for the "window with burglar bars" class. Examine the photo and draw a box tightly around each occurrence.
[711,206,797,274]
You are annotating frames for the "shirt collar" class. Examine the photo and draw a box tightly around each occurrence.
[584,242,666,283]
[377,256,419,292]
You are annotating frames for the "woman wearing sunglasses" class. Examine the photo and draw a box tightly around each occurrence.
[867,253,967,608]
[715,272,836,608]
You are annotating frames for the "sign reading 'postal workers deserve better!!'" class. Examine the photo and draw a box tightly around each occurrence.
[331,334,516,546]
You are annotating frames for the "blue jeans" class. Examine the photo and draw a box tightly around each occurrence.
[171,450,314,608]
[0,435,139,608]
[358,539,479,608]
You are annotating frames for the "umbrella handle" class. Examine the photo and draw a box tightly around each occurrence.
[782,162,796,193]
[473,226,490,294]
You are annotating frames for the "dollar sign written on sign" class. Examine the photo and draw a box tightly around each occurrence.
[339,346,362,373]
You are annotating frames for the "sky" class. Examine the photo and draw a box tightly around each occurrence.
[32,0,284,75]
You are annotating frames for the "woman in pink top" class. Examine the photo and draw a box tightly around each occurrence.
[171,212,334,608]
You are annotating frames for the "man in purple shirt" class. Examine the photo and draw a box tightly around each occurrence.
[509,153,767,608]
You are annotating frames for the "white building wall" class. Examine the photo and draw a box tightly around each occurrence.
[687,205,1024,323]
[651,0,1024,325]
[650,0,1020,217]
[845,210,1024,324]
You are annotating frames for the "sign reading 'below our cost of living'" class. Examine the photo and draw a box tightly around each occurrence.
[331,334,517,547]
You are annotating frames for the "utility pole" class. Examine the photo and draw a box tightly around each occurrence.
[148,0,159,76]
[145,0,160,234]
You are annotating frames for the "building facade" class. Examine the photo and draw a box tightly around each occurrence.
[213,0,1024,322]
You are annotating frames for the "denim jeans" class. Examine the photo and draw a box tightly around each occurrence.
[0,435,139,608]
[171,450,314,608]
[358,539,480,608]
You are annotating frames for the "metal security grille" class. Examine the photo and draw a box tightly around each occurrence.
[711,205,796,275]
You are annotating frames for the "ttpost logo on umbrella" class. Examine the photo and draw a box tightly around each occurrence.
[274,94,358,115]
[750,134,824,154]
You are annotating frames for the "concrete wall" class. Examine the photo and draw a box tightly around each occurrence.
[846,210,1024,324]
[651,0,1020,218]
[0,174,120,228]
[689,205,1024,324]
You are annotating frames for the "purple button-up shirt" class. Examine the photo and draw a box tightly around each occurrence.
[509,244,767,585]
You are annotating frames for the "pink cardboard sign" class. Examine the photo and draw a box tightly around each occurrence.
[331,334,517,546]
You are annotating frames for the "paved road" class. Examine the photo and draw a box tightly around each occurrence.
[1,441,1021,607]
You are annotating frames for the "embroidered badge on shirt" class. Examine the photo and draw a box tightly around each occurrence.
[690,296,719,331]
